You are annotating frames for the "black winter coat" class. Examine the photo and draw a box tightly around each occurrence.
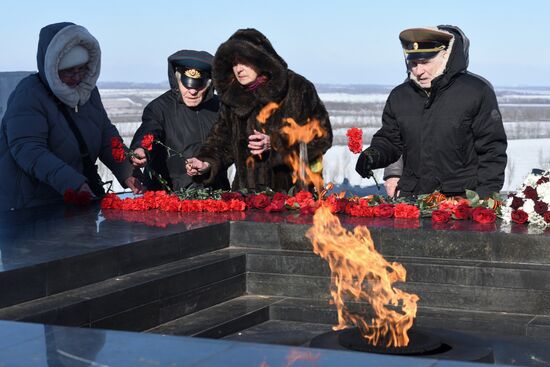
[358,26,507,197]
[131,51,229,191]
[198,28,333,192]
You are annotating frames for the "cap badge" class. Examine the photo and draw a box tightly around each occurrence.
[184,69,201,79]
[413,42,419,50]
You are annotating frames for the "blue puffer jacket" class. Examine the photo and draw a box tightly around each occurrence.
[0,22,132,210]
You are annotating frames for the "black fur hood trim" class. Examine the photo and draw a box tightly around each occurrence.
[212,28,288,116]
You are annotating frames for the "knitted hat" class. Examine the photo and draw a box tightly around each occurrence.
[59,45,90,70]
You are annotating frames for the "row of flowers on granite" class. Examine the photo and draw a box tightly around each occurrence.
[97,128,549,230]
[99,188,501,225]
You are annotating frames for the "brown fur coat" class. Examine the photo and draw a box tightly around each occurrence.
[198,28,333,192]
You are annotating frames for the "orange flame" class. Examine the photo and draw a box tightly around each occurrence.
[306,205,419,348]
[247,103,280,168]
[280,117,327,193]
[285,152,324,194]
[285,350,320,366]
[257,102,280,124]
[280,117,326,146]
[258,349,320,367]
[246,155,256,168]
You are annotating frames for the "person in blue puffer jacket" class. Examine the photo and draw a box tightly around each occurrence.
[0,22,143,210]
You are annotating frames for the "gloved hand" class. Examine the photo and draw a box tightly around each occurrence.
[355,148,380,179]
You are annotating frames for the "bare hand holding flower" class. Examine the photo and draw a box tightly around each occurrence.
[186,158,211,176]
[248,129,271,155]
[131,147,148,168]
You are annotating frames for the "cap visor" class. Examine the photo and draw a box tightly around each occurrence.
[181,76,207,90]
[406,52,439,61]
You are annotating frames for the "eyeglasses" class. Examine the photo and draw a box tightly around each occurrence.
[59,65,89,79]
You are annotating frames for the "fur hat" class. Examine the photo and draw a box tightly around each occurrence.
[59,45,89,70]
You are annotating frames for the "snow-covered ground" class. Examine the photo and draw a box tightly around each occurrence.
[322,139,550,193]
[318,93,389,103]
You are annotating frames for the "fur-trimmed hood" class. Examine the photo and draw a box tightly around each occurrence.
[37,22,101,108]
[407,25,469,91]
[212,28,288,116]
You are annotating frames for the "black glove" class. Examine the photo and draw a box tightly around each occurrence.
[355,148,380,179]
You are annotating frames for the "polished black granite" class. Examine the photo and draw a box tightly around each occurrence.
[2,199,550,366]
[0,202,232,308]
[0,319,497,367]
[1,200,548,273]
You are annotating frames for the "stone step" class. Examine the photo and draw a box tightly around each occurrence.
[148,295,282,338]
[245,250,550,291]
[0,222,230,309]
[223,319,333,346]
[230,221,550,264]
[0,249,245,331]
[247,272,550,315]
[268,297,550,340]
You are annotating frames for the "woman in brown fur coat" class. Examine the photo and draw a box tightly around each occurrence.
[186,28,333,192]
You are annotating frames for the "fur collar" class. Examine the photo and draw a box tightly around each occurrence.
[409,28,455,89]
[44,25,100,108]
[212,29,288,117]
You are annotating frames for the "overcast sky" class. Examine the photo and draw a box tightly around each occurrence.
[1,0,549,87]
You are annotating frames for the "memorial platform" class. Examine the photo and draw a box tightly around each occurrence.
[1,201,549,366]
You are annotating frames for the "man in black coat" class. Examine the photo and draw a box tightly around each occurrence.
[356,26,507,198]
[130,50,229,191]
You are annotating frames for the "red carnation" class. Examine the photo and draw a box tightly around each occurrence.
[374,203,394,218]
[432,210,451,223]
[141,134,155,151]
[325,195,348,214]
[511,209,529,224]
[544,211,550,223]
[264,193,288,212]
[394,203,420,219]
[221,192,244,201]
[63,188,77,203]
[453,203,472,220]
[111,137,126,162]
[64,188,93,206]
[248,193,271,209]
[300,201,320,215]
[111,136,123,148]
[75,191,93,206]
[471,207,496,224]
[346,128,363,154]
[537,176,550,185]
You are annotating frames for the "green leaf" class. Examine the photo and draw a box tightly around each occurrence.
[288,185,296,197]
[465,189,479,202]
